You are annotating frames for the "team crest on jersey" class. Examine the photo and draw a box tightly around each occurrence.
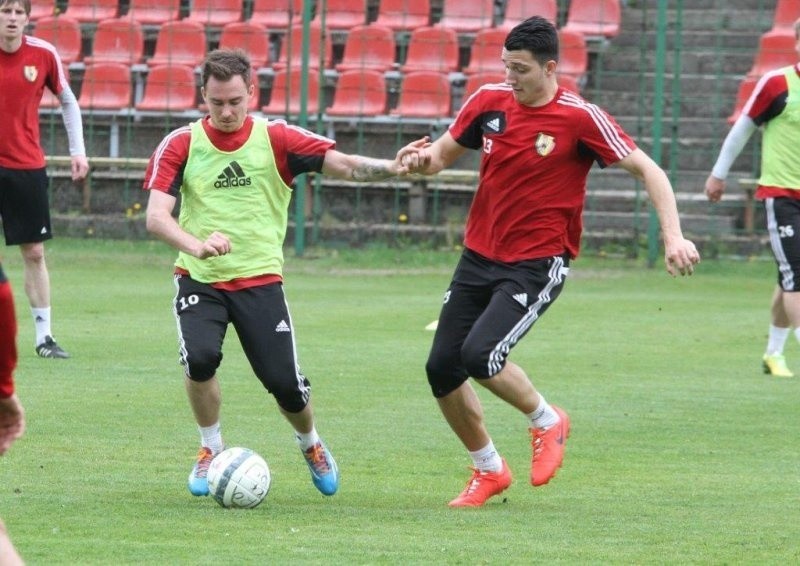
[23,66,38,82]
[534,133,555,156]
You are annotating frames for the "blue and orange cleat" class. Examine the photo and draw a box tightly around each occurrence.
[187,446,214,496]
[302,440,339,496]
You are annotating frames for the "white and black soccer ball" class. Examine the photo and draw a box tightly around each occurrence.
[207,447,271,509]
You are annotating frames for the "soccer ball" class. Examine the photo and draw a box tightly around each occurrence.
[207,447,271,509]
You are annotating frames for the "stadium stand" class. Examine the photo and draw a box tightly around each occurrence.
[29,0,56,21]
[272,22,333,71]
[32,16,82,65]
[462,27,505,75]
[746,28,799,78]
[562,0,621,39]
[135,64,198,111]
[185,0,244,27]
[772,0,800,31]
[261,68,322,115]
[557,28,588,82]
[498,0,557,29]
[372,0,430,32]
[557,72,581,93]
[78,63,133,109]
[311,0,367,30]
[400,26,460,73]
[462,71,505,103]
[727,75,758,124]
[248,0,304,30]
[61,0,118,23]
[126,0,182,26]
[218,22,272,69]
[436,0,495,33]
[327,69,388,116]
[147,20,208,68]
[391,71,451,117]
[83,18,145,65]
[335,24,397,73]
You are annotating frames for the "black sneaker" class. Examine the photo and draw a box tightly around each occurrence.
[35,336,70,359]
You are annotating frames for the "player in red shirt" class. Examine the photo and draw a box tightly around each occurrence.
[0,0,89,359]
[399,16,700,507]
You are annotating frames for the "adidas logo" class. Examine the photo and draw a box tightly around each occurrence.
[214,160,252,188]
[275,320,290,332]
[513,293,527,307]
[486,118,501,132]
[40,226,48,234]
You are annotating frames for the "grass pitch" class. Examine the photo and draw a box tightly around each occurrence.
[1,239,798,564]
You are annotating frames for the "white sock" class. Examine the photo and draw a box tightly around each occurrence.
[468,441,503,473]
[199,423,224,455]
[295,427,320,451]
[31,307,52,346]
[766,324,791,355]
[527,394,559,430]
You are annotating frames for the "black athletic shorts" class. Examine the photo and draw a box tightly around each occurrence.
[173,274,311,413]
[425,249,570,398]
[0,166,52,246]
[765,197,800,292]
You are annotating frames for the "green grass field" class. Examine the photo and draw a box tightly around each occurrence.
[1,239,798,564]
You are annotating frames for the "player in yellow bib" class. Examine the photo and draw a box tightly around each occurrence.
[144,49,426,497]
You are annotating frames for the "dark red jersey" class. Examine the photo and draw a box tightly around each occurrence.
[450,83,636,261]
[0,36,67,169]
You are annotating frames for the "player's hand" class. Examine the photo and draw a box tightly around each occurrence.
[71,155,90,182]
[664,237,700,276]
[0,395,25,456]
[396,137,431,174]
[196,231,232,259]
[704,174,726,203]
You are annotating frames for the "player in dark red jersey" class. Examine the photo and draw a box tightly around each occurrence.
[0,260,26,565]
[0,0,89,359]
[399,16,700,507]
[706,18,800,379]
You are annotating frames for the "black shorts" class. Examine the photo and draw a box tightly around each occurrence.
[173,274,311,413]
[765,197,800,292]
[0,167,52,246]
[425,249,570,398]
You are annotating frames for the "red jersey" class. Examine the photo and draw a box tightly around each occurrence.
[450,83,635,261]
[0,35,68,169]
[742,63,800,200]
[0,266,17,399]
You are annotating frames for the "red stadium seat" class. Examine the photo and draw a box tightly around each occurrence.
[772,0,800,31]
[248,0,303,30]
[261,68,322,115]
[499,0,556,29]
[400,26,460,73]
[33,16,82,65]
[727,76,759,125]
[747,29,799,79]
[391,71,451,118]
[461,71,504,104]
[78,63,132,109]
[373,0,430,32]
[557,73,581,93]
[83,18,145,65]
[557,28,588,81]
[312,0,366,30]
[185,0,244,27]
[272,22,332,71]
[136,64,198,111]
[126,0,181,25]
[327,70,387,116]
[29,0,56,21]
[562,0,621,39]
[335,24,396,73]
[437,0,494,33]
[148,20,208,68]
[218,22,271,69]
[463,27,505,75]
[62,0,118,23]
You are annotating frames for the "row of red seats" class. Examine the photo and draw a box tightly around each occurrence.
[34,18,589,81]
[42,64,580,117]
[29,0,621,37]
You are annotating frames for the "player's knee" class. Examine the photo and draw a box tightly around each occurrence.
[425,353,467,398]
[183,349,221,382]
[460,343,493,379]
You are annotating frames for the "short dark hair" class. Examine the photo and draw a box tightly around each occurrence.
[201,48,252,88]
[504,16,559,65]
[0,0,31,16]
